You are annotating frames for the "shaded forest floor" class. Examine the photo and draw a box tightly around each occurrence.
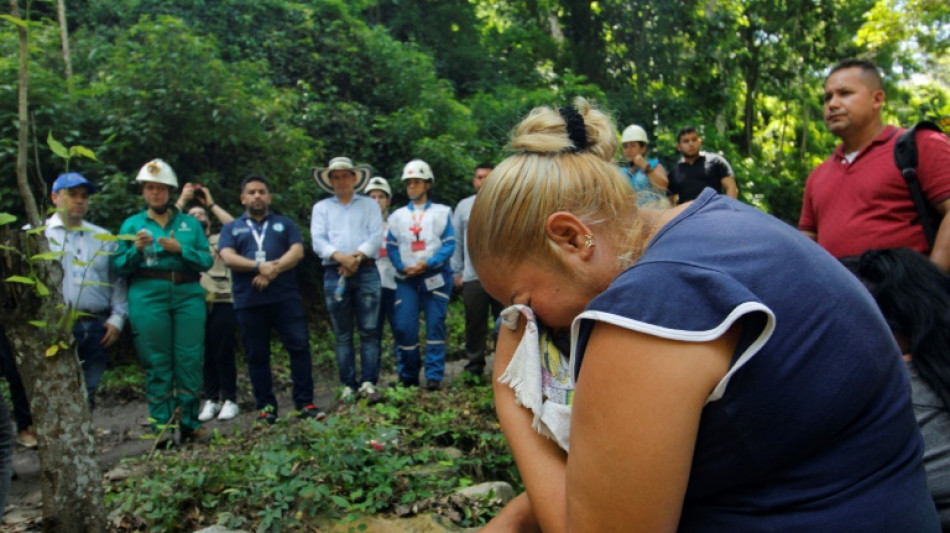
[1,354,497,532]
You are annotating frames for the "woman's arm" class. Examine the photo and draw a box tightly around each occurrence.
[481,492,541,533]
[566,322,738,532]
[489,315,570,533]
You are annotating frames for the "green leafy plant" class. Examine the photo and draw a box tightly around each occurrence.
[104,381,517,531]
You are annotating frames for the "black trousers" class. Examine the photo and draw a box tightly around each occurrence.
[462,280,503,374]
[202,302,238,402]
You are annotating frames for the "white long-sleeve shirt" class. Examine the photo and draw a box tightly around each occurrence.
[44,213,128,331]
[310,194,384,265]
[450,194,478,283]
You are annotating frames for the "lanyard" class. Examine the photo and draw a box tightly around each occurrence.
[409,204,427,239]
[246,219,269,252]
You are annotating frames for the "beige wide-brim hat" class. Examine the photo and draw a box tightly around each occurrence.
[312,156,371,194]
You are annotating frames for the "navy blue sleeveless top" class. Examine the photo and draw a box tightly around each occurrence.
[573,189,938,532]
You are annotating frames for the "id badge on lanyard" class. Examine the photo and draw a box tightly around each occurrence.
[409,206,427,253]
[247,219,268,262]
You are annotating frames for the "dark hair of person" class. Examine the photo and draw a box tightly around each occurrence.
[476,162,494,171]
[828,59,883,90]
[241,174,269,192]
[676,125,699,142]
[841,248,950,411]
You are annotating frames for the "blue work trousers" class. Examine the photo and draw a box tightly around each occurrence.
[323,265,382,389]
[393,269,451,384]
[236,299,313,413]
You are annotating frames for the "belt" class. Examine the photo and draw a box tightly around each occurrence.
[135,269,201,285]
[77,310,110,321]
[324,259,376,269]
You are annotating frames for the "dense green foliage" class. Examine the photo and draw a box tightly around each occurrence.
[3,2,949,528]
[4,0,948,232]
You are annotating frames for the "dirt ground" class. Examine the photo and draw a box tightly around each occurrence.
[1,356,480,531]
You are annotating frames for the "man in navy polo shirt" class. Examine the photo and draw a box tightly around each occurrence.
[218,175,325,424]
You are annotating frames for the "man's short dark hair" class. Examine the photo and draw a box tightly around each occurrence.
[828,59,883,90]
[241,174,269,192]
[476,162,494,171]
[676,126,699,142]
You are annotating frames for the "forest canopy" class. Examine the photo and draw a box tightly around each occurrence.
[3,0,949,229]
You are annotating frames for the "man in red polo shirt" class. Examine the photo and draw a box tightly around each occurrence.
[799,59,950,271]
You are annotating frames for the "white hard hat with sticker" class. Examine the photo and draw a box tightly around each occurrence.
[135,159,179,189]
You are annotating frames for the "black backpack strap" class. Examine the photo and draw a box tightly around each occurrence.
[894,121,945,247]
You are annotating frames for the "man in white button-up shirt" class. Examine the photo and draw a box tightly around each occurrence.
[45,172,128,409]
[311,157,384,404]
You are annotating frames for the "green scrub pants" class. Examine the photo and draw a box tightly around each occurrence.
[128,277,206,432]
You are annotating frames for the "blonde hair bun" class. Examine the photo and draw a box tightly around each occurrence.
[511,97,618,162]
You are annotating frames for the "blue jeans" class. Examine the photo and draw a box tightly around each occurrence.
[323,265,382,389]
[393,268,451,383]
[73,316,110,410]
[236,299,314,412]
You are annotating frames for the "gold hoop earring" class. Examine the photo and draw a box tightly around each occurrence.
[584,234,594,248]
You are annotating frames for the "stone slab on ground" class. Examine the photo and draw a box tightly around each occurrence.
[318,513,478,533]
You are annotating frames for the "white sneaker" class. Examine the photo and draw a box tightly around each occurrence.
[339,386,355,404]
[198,400,221,422]
[358,381,381,402]
[217,400,240,420]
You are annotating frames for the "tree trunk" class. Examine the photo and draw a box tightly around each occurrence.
[11,0,41,228]
[56,0,73,82]
[560,0,605,86]
[0,230,106,533]
[5,2,106,531]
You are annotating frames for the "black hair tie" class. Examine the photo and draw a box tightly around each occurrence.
[559,106,588,153]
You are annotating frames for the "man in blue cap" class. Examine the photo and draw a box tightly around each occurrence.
[46,172,128,409]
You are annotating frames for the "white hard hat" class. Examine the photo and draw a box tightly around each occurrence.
[364,176,392,197]
[135,159,179,190]
[401,159,434,183]
[621,125,649,144]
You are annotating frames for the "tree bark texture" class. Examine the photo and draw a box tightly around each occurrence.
[0,235,106,530]
[56,0,73,80]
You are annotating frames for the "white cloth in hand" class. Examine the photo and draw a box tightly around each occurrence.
[497,304,573,452]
